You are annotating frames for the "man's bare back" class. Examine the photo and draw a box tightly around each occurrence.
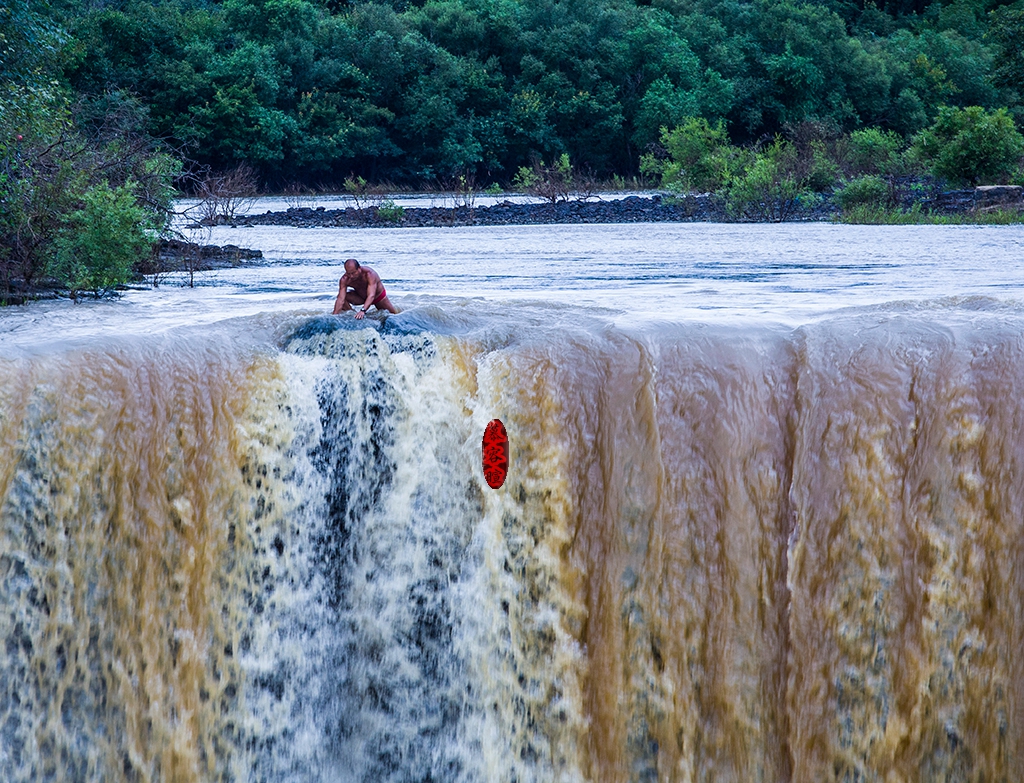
[333,258,400,318]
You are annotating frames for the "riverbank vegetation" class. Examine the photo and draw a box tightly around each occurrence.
[1,0,178,300]
[837,203,1024,222]
[2,0,1024,298]
[641,107,1024,221]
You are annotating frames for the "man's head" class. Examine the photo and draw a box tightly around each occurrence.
[344,258,361,275]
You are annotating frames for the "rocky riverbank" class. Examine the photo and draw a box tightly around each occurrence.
[150,239,264,271]
[237,194,733,228]
[210,185,1022,230]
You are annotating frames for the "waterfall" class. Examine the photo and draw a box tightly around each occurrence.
[2,310,1022,782]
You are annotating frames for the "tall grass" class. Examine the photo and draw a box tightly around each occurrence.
[837,204,1024,225]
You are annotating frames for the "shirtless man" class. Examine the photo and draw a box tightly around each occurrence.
[332,258,400,319]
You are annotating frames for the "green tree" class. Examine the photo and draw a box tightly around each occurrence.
[746,0,883,133]
[51,181,157,297]
[1,0,71,290]
[512,152,590,203]
[912,105,1024,185]
[2,0,177,296]
[0,0,64,86]
[874,29,1001,135]
[989,3,1024,107]
[834,174,891,209]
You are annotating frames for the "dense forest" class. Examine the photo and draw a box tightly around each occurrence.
[2,0,1023,293]
[15,0,1024,183]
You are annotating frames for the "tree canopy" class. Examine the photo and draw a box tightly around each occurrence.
[38,0,1018,186]
[0,0,1012,190]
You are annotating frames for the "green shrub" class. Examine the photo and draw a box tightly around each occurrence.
[512,165,538,192]
[846,128,905,175]
[377,198,405,222]
[726,138,811,221]
[643,117,735,193]
[912,106,1024,186]
[835,175,890,209]
[806,140,841,191]
[51,181,156,297]
[344,175,370,209]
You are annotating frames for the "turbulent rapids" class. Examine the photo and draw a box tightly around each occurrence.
[2,306,1024,782]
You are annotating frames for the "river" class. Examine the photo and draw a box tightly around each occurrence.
[1,221,1024,782]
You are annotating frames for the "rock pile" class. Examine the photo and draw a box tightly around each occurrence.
[202,186,1022,232]
[973,185,1023,209]
[154,239,264,271]
[239,195,793,228]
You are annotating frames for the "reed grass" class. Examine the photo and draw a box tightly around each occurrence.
[837,203,1024,225]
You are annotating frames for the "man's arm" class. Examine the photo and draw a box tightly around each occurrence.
[354,278,377,319]
[332,275,349,314]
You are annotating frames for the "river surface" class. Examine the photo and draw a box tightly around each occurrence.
[2,222,1024,783]
[2,222,1024,352]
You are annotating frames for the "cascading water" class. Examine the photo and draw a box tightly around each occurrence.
[2,306,1023,782]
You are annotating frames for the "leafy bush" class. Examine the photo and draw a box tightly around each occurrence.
[344,175,371,210]
[643,117,735,193]
[1,123,176,296]
[1,3,70,293]
[511,165,538,192]
[846,128,905,176]
[0,131,74,290]
[726,139,811,222]
[444,172,478,209]
[912,106,1024,186]
[805,140,842,191]
[377,199,405,223]
[51,181,157,297]
[834,175,890,209]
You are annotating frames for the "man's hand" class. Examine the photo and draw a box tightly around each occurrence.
[354,309,366,320]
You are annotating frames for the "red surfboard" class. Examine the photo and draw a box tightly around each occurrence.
[482,419,509,489]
